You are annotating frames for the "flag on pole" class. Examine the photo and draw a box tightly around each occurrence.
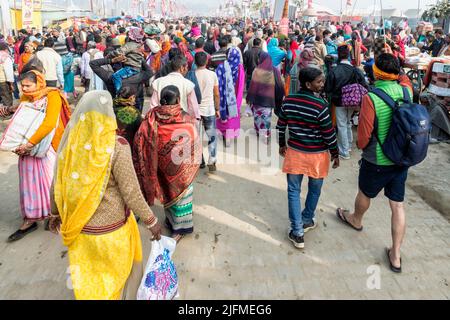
[161,0,167,17]
[22,0,34,28]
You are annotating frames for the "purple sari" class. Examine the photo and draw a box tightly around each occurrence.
[216,48,245,139]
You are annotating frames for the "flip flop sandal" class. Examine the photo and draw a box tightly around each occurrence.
[336,208,363,232]
[386,248,402,273]
[7,222,38,242]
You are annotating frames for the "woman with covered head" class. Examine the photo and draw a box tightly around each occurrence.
[347,30,367,67]
[298,48,318,71]
[267,38,287,70]
[18,39,38,74]
[215,47,245,147]
[246,52,285,144]
[134,85,201,243]
[114,86,142,148]
[0,69,71,242]
[49,90,162,300]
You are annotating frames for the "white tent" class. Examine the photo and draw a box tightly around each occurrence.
[299,2,338,16]
[403,9,424,19]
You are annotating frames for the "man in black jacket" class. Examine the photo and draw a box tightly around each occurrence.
[243,37,262,91]
[325,44,368,160]
[90,54,153,111]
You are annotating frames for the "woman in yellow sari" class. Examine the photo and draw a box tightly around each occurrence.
[49,90,162,300]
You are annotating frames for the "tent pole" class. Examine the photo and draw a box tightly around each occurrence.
[351,0,358,18]
[417,0,420,20]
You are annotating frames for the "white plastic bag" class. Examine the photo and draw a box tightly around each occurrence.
[0,98,56,158]
[137,236,179,300]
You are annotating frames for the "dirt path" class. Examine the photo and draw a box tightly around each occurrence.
[0,113,449,299]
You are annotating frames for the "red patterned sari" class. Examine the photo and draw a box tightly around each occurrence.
[133,104,200,208]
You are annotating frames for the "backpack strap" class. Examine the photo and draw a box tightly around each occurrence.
[401,86,411,104]
[371,88,396,147]
[370,88,396,110]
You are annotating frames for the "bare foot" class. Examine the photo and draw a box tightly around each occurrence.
[172,234,184,243]
[19,221,35,231]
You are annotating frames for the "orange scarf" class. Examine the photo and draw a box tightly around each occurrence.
[22,70,72,127]
[18,52,33,74]
[161,41,171,56]
[22,70,53,101]
[150,51,162,73]
[373,63,399,81]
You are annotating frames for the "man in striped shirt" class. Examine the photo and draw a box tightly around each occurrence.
[277,68,339,249]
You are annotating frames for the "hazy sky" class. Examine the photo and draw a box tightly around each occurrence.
[179,0,439,14]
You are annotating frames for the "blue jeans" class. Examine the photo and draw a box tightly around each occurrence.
[201,115,217,165]
[287,174,324,237]
[13,74,20,99]
[335,107,355,157]
[112,67,139,94]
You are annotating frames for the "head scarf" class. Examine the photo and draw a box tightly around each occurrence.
[54,91,117,247]
[247,52,284,108]
[290,40,300,62]
[144,26,160,36]
[20,70,71,126]
[175,31,186,43]
[227,47,241,82]
[373,63,399,81]
[87,41,96,49]
[255,29,263,39]
[133,103,200,207]
[128,27,144,43]
[215,48,241,121]
[177,41,194,67]
[115,105,142,147]
[299,48,314,69]
[21,70,49,100]
[268,38,286,67]
[161,40,171,56]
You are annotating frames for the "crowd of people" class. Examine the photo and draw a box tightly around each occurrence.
[0,15,447,299]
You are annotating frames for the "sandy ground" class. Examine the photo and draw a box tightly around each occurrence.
[0,98,449,300]
[408,142,450,221]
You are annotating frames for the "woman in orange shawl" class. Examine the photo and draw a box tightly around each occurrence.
[1,70,71,242]
[150,39,171,74]
[348,31,367,67]
[18,40,37,74]
[133,85,200,243]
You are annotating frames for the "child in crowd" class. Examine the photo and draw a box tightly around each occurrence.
[111,27,145,95]
[362,52,375,84]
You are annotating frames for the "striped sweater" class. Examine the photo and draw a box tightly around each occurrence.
[276,90,339,158]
